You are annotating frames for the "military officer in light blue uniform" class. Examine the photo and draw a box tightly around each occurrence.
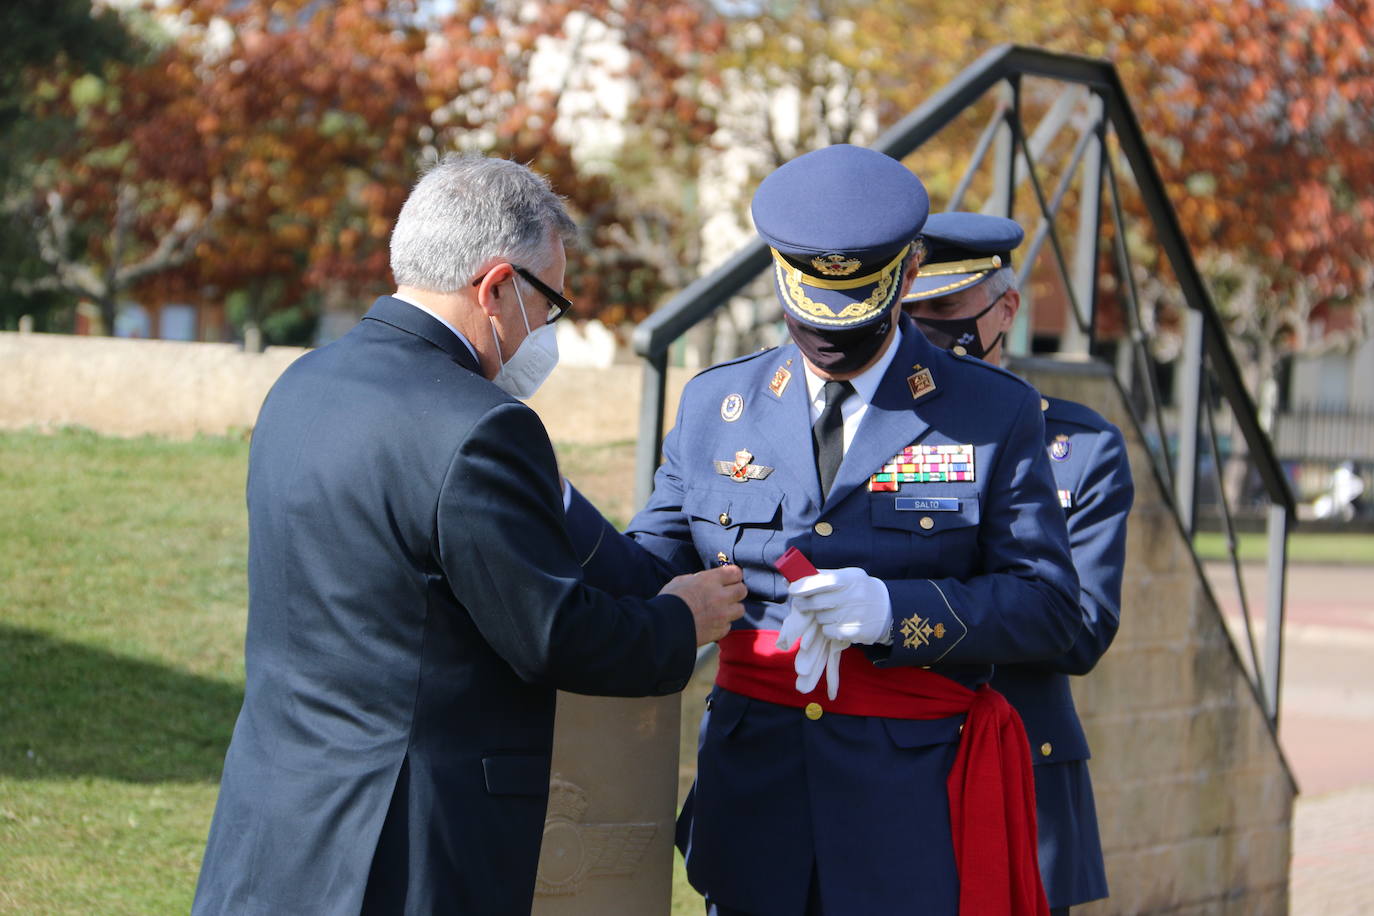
[903,212,1135,916]
[566,146,1079,915]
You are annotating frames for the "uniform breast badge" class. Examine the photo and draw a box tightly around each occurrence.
[768,364,792,398]
[907,364,936,400]
[714,449,775,482]
[1049,434,1071,461]
[898,613,946,650]
[720,393,744,422]
[868,443,975,491]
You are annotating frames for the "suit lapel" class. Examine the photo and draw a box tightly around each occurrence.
[824,322,945,508]
[752,345,823,508]
[362,296,483,375]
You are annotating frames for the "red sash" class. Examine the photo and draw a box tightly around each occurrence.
[715,629,1048,916]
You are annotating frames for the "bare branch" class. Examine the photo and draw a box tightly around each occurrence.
[116,182,228,288]
[29,191,104,299]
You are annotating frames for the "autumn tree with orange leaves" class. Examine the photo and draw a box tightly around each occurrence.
[13,0,1370,379]
[711,0,1372,420]
[16,0,724,342]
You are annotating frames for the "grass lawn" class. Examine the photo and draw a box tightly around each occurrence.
[1192,529,1374,565]
[0,429,705,914]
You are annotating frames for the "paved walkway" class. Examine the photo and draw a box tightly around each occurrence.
[1290,786,1374,915]
[1207,562,1374,914]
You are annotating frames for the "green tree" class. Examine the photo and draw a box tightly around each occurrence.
[0,0,135,330]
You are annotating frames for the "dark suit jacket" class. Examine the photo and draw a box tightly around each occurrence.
[193,296,696,916]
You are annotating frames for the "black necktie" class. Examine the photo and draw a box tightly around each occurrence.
[813,380,853,501]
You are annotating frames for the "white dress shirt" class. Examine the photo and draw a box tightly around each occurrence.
[391,292,482,367]
[800,325,904,456]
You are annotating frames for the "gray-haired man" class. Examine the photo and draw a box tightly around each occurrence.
[192,154,745,916]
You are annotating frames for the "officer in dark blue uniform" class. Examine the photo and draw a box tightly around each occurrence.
[903,212,1135,915]
[565,146,1080,915]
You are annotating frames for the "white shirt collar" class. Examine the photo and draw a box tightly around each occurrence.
[391,292,481,365]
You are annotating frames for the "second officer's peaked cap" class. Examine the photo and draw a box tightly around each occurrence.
[904,212,1024,302]
[751,144,929,330]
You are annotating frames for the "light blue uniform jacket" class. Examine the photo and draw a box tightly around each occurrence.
[567,317,1080,915]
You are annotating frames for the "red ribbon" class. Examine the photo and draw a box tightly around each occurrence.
[716,629,1048,916]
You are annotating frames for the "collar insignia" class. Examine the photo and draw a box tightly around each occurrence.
[768,365,792,397]
[907,364,936,400]
[720,393,744,422]
[1050,435,1071,461]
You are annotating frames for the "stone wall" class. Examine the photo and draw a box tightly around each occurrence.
[0,330,693,445]
[1019,358,1295,915]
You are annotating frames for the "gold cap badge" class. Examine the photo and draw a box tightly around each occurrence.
[811,253,862,277]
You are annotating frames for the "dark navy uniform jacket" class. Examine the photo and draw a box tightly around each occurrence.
[193,296,696,916]
[567,316,1080,915]
[992,395,1133,909]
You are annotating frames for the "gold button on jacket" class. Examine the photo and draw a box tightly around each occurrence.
[804,703,824,720]
[1040,742,1053,757]
[814,521,833,536]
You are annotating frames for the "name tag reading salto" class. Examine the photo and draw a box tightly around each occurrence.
[895,497,961,512]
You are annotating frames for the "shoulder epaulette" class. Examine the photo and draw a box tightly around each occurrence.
[1042,395,1114,432]
[942,347,1038,392]
[690,346,778,379]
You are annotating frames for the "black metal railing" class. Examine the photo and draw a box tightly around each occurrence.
[629,44,1297,727]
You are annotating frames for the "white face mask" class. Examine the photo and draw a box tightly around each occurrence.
[489,279,559,399]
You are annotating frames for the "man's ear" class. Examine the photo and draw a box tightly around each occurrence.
[997,288,1022,333]
[475,263,515,317]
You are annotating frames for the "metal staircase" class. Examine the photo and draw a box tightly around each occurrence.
[629,43,1297,728]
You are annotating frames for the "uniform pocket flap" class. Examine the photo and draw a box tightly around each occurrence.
[706,689,751,738]
[482,754,551,796]
[871,496,980,535]
[683,486,782,528]
[880,715,966,748]
[1015,710,1091,764]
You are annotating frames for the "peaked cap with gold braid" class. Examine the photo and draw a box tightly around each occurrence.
[751,144,929,330]
[903,212,1024,302]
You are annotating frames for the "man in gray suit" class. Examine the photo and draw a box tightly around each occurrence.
[193,154,745,916]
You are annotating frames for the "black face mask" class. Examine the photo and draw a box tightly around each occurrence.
[910,293,1004,359]
[784,313,893,375]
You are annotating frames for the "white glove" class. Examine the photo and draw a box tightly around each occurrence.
[788,567,892,646]
[775,608,849,700]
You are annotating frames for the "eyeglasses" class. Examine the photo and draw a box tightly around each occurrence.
[471,264,573,325]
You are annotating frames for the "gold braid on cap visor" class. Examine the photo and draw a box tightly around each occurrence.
[772,245,909,327]
[903,255,1004,299]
